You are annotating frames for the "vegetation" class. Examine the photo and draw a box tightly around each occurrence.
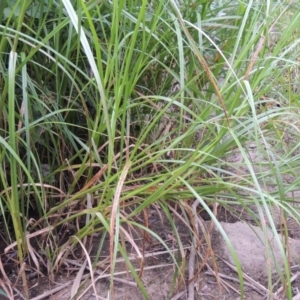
[0,0,300,299]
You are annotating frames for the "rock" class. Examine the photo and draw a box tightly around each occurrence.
[216,221,300,280]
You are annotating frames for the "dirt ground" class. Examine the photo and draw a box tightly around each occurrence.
[2,207,300,300]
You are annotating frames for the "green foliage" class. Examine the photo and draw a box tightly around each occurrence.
[1,0,300,298]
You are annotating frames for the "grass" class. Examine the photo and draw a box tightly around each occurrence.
[1,0,300,299]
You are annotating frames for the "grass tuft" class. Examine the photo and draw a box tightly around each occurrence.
[0,0,300,298]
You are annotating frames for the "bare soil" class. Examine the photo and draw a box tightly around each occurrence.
[2,205,300,300]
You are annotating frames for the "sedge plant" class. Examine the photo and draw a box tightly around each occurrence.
[0,0,300,299]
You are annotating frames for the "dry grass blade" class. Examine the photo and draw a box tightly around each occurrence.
[119,225,144,277]
[78,145,135,194]
[205,270,244,295]
[170,290,187,300]
[4,226,54,254]
[52,242,73,274]
[79,164,108,193]
[0,184,66,198]
[187,201,199,300]
[30,281,74,300]
[72,236,97,299]
[13,287,27,300]
[26,237,41,277]
[243,34,265,81]
[187,239,196,300]
[275,271,300,298]
[109,160,132,281]
[217,257,279,298]
[13,262,29,299]
[0,258,12,286]
[71,259,87,298]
